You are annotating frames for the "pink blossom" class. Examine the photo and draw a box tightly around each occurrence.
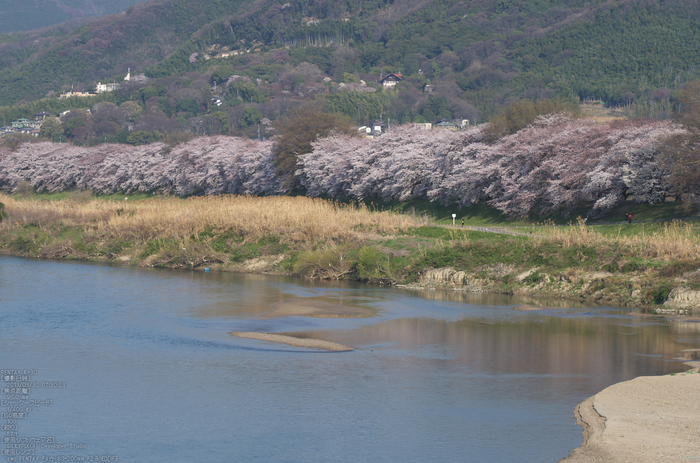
[0,116,684,219]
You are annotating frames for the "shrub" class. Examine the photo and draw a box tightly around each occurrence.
[357,246,388,280]
[602,263,618,273]
[141,238,172,258]
[127,130,163,145]
[524,271,544,284]
[293,245,353,279]
[620,261,644,273]
[645,283,673,305]
[12,235,39,254]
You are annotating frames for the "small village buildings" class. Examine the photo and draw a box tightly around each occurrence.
[96,82,119,93]
[358,122,384,138]
[379,73,402,90]
[34,112,56,121]
[435,119,470,130]
[0,118,42,138]
[356,118,469,138]
[62,70,140,98]
[11,118,33,129]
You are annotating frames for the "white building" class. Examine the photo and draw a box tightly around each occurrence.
[96,82,119,93]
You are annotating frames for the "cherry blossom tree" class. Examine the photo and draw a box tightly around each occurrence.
[0,137,280,196]
[298,116,683,218]
[0,115,685,219]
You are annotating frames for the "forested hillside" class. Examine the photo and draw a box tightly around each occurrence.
[0,0,253,104]
[0,0,147,33]
[1,0,700,130]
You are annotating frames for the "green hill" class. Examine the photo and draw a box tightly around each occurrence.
[0,0,148,33]
[1,0,699,123]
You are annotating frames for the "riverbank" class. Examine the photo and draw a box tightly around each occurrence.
[561,363,700,462]
[2,193,700,312]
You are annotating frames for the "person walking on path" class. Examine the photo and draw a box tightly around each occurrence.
[627,213,633,224]
[461,218,465,227]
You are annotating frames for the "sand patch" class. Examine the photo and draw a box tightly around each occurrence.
[561,370,700,462]
[264,298,375,318]
[229,331,354,351]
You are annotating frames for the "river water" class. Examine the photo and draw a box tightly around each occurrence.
[1,255,698,462]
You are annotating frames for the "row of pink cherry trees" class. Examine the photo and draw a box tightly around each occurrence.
[300,115,683,217]
[0,136,281,197]
[0,114,684,217]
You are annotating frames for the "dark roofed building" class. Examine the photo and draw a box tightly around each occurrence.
[379,73,403,90]
[34,112,56,121]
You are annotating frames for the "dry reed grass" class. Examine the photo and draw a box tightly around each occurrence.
[538,219,700,261]
[0,194,115,229]
[0,194,422,244]
[3,193,699,263]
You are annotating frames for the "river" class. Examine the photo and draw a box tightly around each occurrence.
[1,255,697,462]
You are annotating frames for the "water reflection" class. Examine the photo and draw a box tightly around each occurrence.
[398,286,600,308]
[1,255,699,463]
[316,314,686,378]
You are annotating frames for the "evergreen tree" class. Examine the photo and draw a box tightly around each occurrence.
[272,107,357,192]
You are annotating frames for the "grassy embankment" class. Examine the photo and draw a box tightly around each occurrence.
[2,192,700,309]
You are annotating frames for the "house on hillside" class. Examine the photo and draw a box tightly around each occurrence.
[96,82,119,93]
[357,121,384,138]
[435,119,470,131]
[0,118,40,137]
[435,120,459,131]
[11,119,36,129]
[34,112,56,121]
[379,73,402,90]
[95,69,136,93]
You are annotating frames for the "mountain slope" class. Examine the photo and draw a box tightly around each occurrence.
[0,0,148,33]
[0,0,699,118]
[0,0,253,103]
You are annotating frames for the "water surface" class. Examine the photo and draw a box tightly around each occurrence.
[1,256,697,462]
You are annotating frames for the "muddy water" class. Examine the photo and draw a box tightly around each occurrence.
[1,256,697,462]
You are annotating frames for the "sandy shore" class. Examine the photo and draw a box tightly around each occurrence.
[561,364,700,462]
[229,331,355,351]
